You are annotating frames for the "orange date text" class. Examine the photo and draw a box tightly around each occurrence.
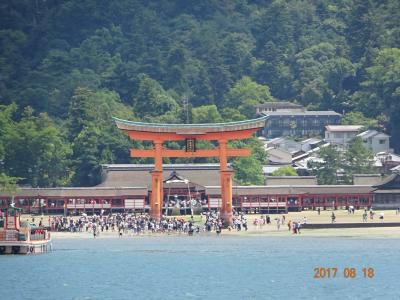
[313,267,374,279]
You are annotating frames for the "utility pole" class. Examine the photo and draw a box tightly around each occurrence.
[183,95,189,124]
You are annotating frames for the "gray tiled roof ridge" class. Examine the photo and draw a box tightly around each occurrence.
[113,116,268,128]
[261,111,341,116]
[14,186,148,190]
[256,101,303,107]
[205,184,372,188]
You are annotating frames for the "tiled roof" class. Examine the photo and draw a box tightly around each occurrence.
[98,164,227,189]
[263,111,341,116]
[256,102,303,109]
[113,116,267,134]
[357,130,379,139]
[0,187,148,198]
[206,185,373,196]
[325,125,363,132]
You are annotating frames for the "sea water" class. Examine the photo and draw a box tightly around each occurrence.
[1,236,399,300]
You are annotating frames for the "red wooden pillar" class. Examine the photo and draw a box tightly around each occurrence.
[299,195,303,211]
[220,170,233,225]
[63,198,67,216]
[285,196,288,213]
[219,139,233,226]
[150,140,163,221]
[45,197,49,215]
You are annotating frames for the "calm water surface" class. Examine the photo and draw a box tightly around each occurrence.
[1,236,399,300]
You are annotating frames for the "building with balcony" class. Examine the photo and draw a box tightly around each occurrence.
[261,111,341,138]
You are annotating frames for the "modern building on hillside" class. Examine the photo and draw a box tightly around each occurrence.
[256,102,304,114]
[324,125,364,146]
[261,111,341,138]
[357,130,390,153]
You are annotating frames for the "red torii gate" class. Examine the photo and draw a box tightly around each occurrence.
[114,116,267,225]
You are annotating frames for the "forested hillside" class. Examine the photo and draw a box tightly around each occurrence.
[0,0,399,187]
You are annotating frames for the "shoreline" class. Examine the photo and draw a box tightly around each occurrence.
[50,226,400,239]
[26,209,400,240]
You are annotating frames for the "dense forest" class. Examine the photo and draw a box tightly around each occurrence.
[0,0,399,187]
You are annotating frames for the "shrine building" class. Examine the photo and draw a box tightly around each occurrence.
[1,117,400,216]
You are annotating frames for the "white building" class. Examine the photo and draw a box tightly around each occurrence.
[357,130,390,154]
[324,125,364,146]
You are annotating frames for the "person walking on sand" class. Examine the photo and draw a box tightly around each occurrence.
[292,221,297,234]
[93,224,97,238]
[276,217,281,230]
[331,212,336,223]
[296,222,301,234]
[362,210,368,223]
[243,218,248,231]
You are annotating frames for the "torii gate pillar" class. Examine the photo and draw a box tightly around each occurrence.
[150,140,164,221]
[218,139,233,223]
[114,116,267,226]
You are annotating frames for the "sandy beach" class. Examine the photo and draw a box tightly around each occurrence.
[36,209,400,239]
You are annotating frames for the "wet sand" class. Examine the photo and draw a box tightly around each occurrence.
[50,226,400,239]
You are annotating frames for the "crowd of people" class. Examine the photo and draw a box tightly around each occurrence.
[24,207,400,238]
[47,211,227,237]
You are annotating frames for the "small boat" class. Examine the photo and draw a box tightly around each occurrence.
[0,206,52,255]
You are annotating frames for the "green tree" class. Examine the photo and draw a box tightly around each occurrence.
[71,125,102,186]
[231,137,267,185]
[223,76,274,118]
[0,104,16,165]
[233,156,264,186]
[68,87,99,138]
[68,88,134,186]
[357,48,400,151]
[0,173,20,196]
[191,105,222,124]
[343,137,375,183]
[341,111,378,129]
[293,43,354,110]
[3,107,71,187]
[309,145,342,185]
[220,108,246,122]
[271,166,298,176]
[133,75,180,120]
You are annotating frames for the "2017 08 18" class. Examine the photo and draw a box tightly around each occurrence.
[313,267,374,279]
